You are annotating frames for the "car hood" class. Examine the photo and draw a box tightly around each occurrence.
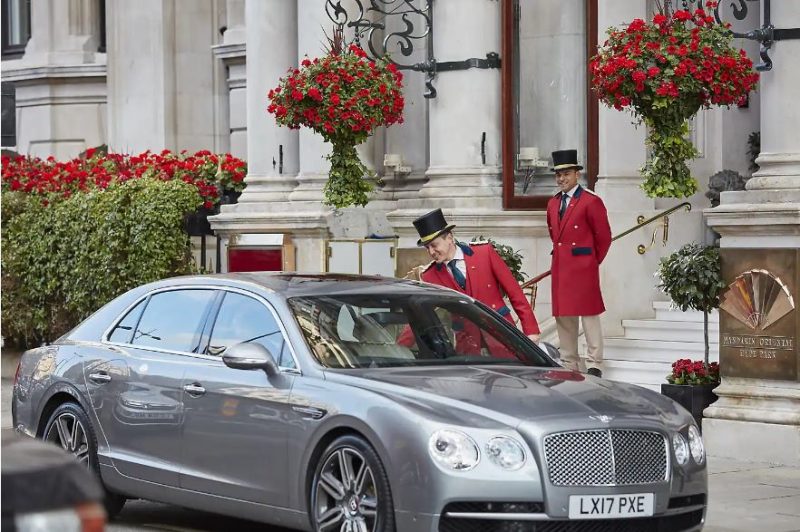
[325,365,687,428]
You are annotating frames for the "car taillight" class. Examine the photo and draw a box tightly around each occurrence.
[14,502,106,532]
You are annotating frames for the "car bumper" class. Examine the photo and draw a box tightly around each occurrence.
[396,501,706,531]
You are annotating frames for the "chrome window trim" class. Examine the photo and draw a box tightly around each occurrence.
[101,284,303,375]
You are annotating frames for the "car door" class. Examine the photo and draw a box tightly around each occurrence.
[179,289,297,507]
[85,288,217,486]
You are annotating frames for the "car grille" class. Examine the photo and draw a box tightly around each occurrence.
[438,509,704,532]
[543,430,668,486]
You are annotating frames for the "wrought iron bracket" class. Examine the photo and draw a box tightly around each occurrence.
[324,1,501,98]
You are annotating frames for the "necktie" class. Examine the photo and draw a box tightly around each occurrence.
[448,259,467,290]
[559,193,569,219]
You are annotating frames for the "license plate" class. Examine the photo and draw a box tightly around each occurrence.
[568,493,654,519]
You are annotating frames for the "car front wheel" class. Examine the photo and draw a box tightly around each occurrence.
[42,401,127,519]
[310,434,395,532]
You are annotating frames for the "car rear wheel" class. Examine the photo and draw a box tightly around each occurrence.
[42,402,127,519]
[310,435,395,532]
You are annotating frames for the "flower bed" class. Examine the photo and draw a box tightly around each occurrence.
[1,148,247,208]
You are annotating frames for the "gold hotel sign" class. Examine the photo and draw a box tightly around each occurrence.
[719,249,798,381]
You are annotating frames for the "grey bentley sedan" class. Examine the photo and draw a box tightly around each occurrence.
[12,273,707,531]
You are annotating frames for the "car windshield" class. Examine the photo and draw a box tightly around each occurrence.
[288,293,554,369]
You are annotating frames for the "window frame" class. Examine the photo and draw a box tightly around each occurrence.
[501,0,599,210]
[102,285,302,373]
[1,0,31,60]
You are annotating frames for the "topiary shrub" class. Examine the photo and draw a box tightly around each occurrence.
[656,243,726,364]
[1,177,201,347]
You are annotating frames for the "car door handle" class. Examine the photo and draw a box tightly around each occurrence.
[88,372,112,384]
[183,383,206,397]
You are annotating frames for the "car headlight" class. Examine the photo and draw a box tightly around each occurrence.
[485,436,526,470]
[428,429,480,471]
[673,432,689,466]
[687,425,705,464]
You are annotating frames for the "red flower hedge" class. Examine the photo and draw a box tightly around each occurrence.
[1,149,247,209]
[589,1,758,198]
[268,44,405,208]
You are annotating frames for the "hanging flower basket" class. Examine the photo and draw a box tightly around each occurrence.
[589,1,758,198]
[268,43,405,209]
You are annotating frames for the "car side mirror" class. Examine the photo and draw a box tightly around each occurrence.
[222,342,280,377]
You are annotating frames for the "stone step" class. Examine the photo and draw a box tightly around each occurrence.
[603,338,720,364]
[653,301,720,323]
[620,319,719,343]
[603,360,671,392]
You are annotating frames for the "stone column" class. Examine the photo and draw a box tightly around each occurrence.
[231,0,299,203]
[287,0,332,204]
[703,0,800,466]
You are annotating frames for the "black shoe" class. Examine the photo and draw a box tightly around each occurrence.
[587,368,603,378]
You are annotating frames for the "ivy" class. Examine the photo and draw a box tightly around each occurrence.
[1,178,201,347]
[324,142,377,209]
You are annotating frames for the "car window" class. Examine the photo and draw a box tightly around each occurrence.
[207,292,294,368]
[131,290,216,352]
[108,299,146,344]
[289,294,554,369]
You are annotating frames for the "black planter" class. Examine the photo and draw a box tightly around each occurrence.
[221,189,242,205]
[184,206,216,236]
[661,383,719,430]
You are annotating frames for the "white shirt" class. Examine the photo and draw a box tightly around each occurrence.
[562,183,580,209]
[448,246,468,281]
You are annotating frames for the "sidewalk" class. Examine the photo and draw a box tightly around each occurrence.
[2,350,799,530]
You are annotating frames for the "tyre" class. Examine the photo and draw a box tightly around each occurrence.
[42,401,127,519]
[310,434,395,532]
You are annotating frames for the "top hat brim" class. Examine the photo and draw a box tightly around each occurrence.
[550,163,583,172]
[416,224,456,246]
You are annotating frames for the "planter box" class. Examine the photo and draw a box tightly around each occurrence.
[660,383,719,430]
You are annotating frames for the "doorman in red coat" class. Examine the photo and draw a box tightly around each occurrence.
[410,209,540,350]
[546,150,612,377]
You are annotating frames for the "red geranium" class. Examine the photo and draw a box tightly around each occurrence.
[1,149,247,208]
[667,358,720,385]
[589,1,758,198]
[267,43,404,208]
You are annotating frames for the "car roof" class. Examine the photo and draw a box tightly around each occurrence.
[148,272,454,299]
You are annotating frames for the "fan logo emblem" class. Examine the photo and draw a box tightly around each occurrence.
[719,270,795,331]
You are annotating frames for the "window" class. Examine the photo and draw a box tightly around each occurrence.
[289,294,554,369]
[131,290,216,352]
[502,0,598,209]
[207,291,294,368]
[2,0,31,59]
[108,299,146,344]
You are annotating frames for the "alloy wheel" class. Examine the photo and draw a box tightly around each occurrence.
[314,447,379,532]
[44,411,90,467]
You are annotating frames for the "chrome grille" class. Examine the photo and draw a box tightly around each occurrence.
[543,429,668,486]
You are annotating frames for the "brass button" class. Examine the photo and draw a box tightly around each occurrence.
[574,225,578,229]
[558,243,562,246]
[492,304,496,308]
[487,284,492,287]
[572,242,576,246]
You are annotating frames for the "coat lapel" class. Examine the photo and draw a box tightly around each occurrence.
[557,186,583,238]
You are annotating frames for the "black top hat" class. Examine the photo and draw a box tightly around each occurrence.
[551,149,583,172]
[413,209,456,246]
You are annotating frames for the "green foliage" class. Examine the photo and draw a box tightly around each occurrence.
[1,178,201,347]
[475,236,528,284]
[641,117,699,198]
[657,243,726,364]
[657,243,724,313]
[324,142,377,209]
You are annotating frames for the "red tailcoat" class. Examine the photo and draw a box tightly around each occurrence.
[420,242,540,335]
[546,186,612,316]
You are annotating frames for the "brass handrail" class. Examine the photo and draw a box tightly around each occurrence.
[520,202,692,291]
